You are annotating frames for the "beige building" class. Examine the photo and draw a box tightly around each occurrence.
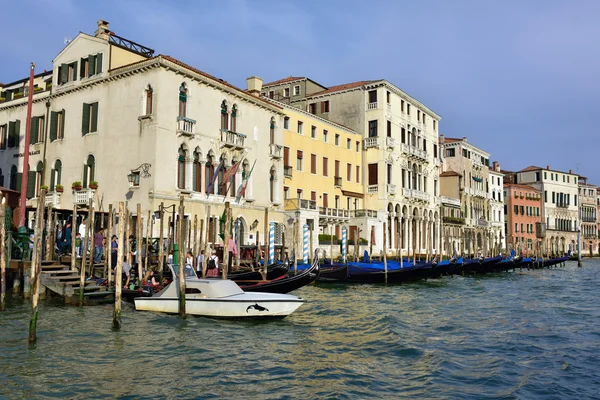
[439,171,464,256]
[0,21,287,250]
[578,178,598,255]
[262,78,442,258]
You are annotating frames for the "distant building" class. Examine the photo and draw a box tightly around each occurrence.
[578,178,598,256]
[439,171,464,255]
[489,162,506,251]
[503,184,543,256]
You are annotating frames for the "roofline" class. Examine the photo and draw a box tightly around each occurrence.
[265,98,359,135]
[262,77,326,90]
[441,136,491,157]
[1,70,52,89]
[517,166,579,177]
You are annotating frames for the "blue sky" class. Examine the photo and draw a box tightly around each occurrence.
[2,0,599,184]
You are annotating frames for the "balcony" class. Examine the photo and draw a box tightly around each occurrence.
[319,207,350,220]
[269,143,282,159]
[363,136,379,150]
[367,102,378,110]
[440,196,461,207]
[284,165,293,178]
[176,116,196,136]
[556,202,568,208]
[45,191,61,208]
[401,143,428,161]
[74,188,95,206]
[387,183,396,195]
[221,129,246,150]
[334,176,342,187]
[368,184,378,194]
[386,136,396,149]
[581,217,597,223]
[443,216,465,225]
[284,198,317,212]
[402,187,429,202]
[350,209,378,218]
[473,189,489,199]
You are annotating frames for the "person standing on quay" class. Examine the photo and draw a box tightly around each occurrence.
[78,218,87,257]
[196,250,205,278]
[110,235,118,269]
[94,228,104,264]
[228,237,238,273]
[63,222,72,255]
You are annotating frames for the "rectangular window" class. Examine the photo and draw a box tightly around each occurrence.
[7,120,20,148]
[0,124,6,150]
[368,163,378,185]
[401,100,405,112]
[321,101,330,113]
[356,166,360,183]
[386,91,391,104]
[323,129,328,142]
[387,120,391,137]
[297,121,303,134]
[407,104,411,115]
[311,125,316,138]
[368,90,377,103]
[515,223,518,233]
[58,60,78,85]
[322,193,328,208]
[311,191,317,202]
[433,144,438,158]
[446,148,455,157]
[368,120,378,137]
[575,195,577,206]
[520,223,524,233]
[347,138,351,149]
[401,128,406,143]
[308,103,317,114]
[29,115,45,144]
[433,120,437,131]
[81,102,99,135]
[284,88,290,97]
[387,163,392,184]
[347,163,352,181]
[293,85,300,96]
[552,192,555,203]
[417,110,421,121]
[544,190,547,202]
[283,117,290,130]
[311,154,317,174]
[283,146,290,166]
[296,150,303,171]
[268,91,274,99]
[323,157,328,176]
[335,134,340,146]
[334,160,340,179]
[356,141,360,152]
[520,206,524,215]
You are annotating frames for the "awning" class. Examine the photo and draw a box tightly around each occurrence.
[342,190,363,198]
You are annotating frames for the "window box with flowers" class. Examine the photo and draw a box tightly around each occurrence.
[89,181,99,190]
[40,185,48,192]
[55,185,64,193]
[0,97,5,103]
[72,181,83,191]
[34,87,44,93]
[14,93,24,99]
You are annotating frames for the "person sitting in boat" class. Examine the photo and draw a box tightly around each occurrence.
[206,250,219,277]
[116,257,133,288]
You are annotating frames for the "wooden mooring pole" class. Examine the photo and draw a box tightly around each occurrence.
[383,222,388,284]
[145,210,151,278]
[71,206,77,273]
[28,189,45,342]
[262,208,268,280]
[178,196,186,317]
[113,202,124,329]
[158,202,165,283]
[106,205,113,286]
[222,202,231,281]
[45,203,54,262]
[203,205,211,278]
[137,204,143,286]
[86,199,96,277]
[0,192,6,311]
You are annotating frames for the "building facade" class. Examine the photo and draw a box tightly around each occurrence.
[578,179,598,256]
[516,166,579,255]
[503,184,543,255]
[0,21,287,250]
[489,163,506,251]
[439,171,464,256]
[263,78,442,258]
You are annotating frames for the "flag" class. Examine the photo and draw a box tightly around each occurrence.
[206,159,224,197]
[219,159,243,191]
[235,160,256,203]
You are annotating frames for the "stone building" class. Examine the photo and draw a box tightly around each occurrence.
[439,171,464,256]
[578,178,598,256]
[503,184,543,256]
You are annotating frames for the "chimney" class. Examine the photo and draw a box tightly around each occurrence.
[462,136,467,142]
[546,165,550,170]
[492,161,500,172]
[95,20,110,40]
[569,169,573,174]
[246,76,263,97]
[439,134,444,144]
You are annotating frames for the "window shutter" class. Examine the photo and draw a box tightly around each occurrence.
[91,102,99,132]
[16,173,22,192]
[60,110,66,138]
[57,164,62,185]
[25,171,36,198]
[82,103,90,135]
[296,150,303,159]
[80,59,86,79]
[283,147,289,165]
[13,120,20,147]
[60,64,68,84]
[96,53,103,73]
[88,54,96,76]
[50,111,58,141]
[50,169,55,190]
[7,121,15,147]
[83,164,88,188]
[30,116,39,144]
[71,61,78,81]
[368,164,378,185]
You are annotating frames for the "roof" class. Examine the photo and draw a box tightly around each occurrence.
[518,165,543,172]
[310,80,379,96]
[442,137,463,143]
[0,186,21,194]
[1,70,52,89]
[504,183,540,191]
[440,171,461,177]
[263,76,306,86]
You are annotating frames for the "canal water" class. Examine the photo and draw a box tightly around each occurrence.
[1,260,599,399]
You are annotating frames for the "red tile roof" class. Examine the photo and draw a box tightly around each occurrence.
[440,171,461,177]
[505,183,540,191]
[518,165,543,172]
[442,137,463,143]
[263,76,306,86]
[310,80,379,96]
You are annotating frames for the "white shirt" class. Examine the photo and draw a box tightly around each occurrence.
[79,223,87,237]
[196,254,205,271]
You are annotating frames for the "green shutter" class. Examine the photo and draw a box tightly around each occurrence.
[91,102,98,132]
[57,164,62,185]
[60,64,68,84]
[83,164,88,188]
[50,169,55,191]
[96,53,103,73]
[27,171,36,199]
[30,116,39,144]
[15,173,22,192]
[0,124,5,150]
[50,112,58,141]
[88,55,96,76]
[71,61,78,81]
[82,103,90,135]
[61,110,66,138]
[80,59,86,79]
[13,120,20,147]
[7,121,15,147]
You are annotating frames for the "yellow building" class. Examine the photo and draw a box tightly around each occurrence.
[274,100,364,256]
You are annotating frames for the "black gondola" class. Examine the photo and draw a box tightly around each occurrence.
[317,263,349,282]
[460,255,503,274]
[543,256,570,268]
[226,261,290,281]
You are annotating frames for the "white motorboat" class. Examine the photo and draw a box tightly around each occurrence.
[134,265,305,318]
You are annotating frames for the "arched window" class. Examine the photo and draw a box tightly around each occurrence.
[221,101,229,131]
[9,165,17,190]
[412,164,417,190]
[192,150,202,192]
[145,85,153,115]
[205,154,214,194]
[178,83,187,117]
[51,159,62,190]
[231,105,238,132]
[83,155,95,188]
[269,166,276,202]
[177,146,186,189]
[270,117,275,144]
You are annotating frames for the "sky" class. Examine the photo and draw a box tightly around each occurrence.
[1,0,599,184]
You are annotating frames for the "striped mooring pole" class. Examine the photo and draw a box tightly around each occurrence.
[303,224,309,264]
[342,226,347,264]
[269,221,275,263]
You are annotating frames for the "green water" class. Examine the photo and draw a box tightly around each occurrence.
[1,260,599,399]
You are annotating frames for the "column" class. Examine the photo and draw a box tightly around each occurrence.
[185,157,193,191]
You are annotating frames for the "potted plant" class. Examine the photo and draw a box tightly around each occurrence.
[40,185,49,192]
[89,181,99,189]
[14,92,24,99]
[0,97,5,103]
[55,184,64,193]
[34,87,44,93]
[72,181,82,190]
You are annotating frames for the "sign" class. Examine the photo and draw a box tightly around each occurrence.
[13,150,40,158]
